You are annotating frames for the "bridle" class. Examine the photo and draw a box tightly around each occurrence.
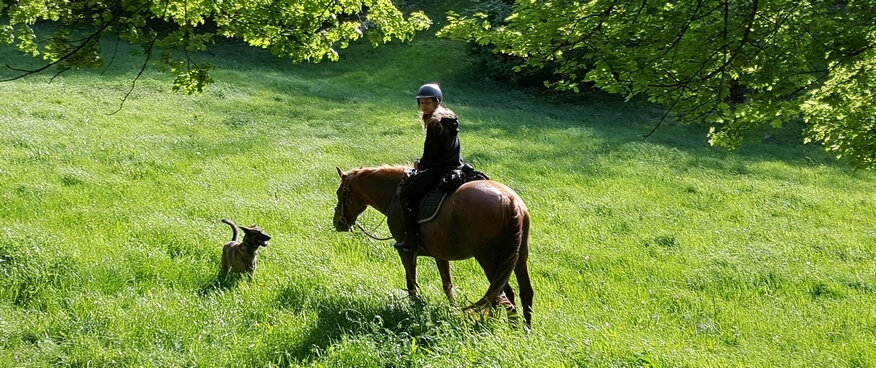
[335,181,394,241]
[334,182,353,230]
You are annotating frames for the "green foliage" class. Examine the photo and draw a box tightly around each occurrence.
[1,0,430,92]
[441,0,876,169]
[436,1,539,87]
[802,48,876,168]
[170,60,214,94]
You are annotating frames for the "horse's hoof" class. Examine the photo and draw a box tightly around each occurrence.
[462,303,492,317]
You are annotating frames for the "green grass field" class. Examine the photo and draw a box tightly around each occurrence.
[2,11,876,367]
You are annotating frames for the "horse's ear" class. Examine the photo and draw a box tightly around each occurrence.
[336,167,345,178]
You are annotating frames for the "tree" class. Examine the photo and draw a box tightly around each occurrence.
[1,0,429,94]
[440,0,876,169]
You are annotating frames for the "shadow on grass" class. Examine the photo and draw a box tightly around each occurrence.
[463,104,848,181]
[253,282,513,365]
[192,270,491,364]
[197,272,250,295]
[270,284,427,360]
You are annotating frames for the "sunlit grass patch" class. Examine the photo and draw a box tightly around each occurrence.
[1,12,875,368]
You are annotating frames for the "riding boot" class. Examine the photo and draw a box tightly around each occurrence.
[394,198,421,251]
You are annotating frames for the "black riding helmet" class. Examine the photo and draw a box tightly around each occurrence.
[416,83,443,102]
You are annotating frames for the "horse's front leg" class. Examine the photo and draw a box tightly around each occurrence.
[435,259,455,305]
[397,251,420,298]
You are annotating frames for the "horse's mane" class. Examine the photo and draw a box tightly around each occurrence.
[347,164,409,179]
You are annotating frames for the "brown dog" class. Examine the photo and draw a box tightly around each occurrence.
[219,218,271,276]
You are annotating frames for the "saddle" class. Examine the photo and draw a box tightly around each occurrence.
[404,164,490,224]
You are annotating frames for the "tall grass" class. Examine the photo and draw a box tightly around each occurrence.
[2,13,875,368]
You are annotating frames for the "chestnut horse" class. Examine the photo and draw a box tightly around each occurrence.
[333,165,533,328]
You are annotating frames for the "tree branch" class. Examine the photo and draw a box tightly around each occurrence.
[2,2,148,82]
[647,0,759,89]
[643,91,683,140]
[109,31,159,115]
[2,20,113,82]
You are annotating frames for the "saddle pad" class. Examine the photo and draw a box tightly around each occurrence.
[417,190,449,224]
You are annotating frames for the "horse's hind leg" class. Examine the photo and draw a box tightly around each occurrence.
[435,259,456,305]
[471,253,519,311]
[503,283,516,307]
[500,283,520,324]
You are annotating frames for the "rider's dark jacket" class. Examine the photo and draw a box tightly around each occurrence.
[400,106,463,202]
[418,107,463,172]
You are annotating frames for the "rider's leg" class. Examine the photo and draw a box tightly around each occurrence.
[395,171,439,251]
[394,196,422,251]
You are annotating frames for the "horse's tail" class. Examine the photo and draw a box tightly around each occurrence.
[482,194,529,314]
[514,201,534,328]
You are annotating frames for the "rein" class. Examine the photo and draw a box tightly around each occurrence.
[336,168,433,256]
[354,220,394,241]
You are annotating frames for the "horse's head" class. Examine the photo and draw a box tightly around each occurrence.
[334,167,368,231]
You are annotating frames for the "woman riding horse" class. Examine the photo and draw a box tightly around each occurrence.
[333,84,534,328]
[334,165,534,328]
[396,83,463,251]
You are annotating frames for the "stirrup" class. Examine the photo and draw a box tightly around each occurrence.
[393,235,420,251]
[393,241,411,251]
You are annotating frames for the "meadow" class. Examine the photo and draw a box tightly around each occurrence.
[2,11,876,368]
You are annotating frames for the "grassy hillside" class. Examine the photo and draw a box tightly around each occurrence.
[1,5,875,367]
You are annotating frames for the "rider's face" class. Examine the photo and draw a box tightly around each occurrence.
[418,98,437,114]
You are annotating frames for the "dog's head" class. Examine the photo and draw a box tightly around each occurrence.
[241,224,271,248]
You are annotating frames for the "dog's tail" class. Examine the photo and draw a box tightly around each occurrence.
[222,219,239,242]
